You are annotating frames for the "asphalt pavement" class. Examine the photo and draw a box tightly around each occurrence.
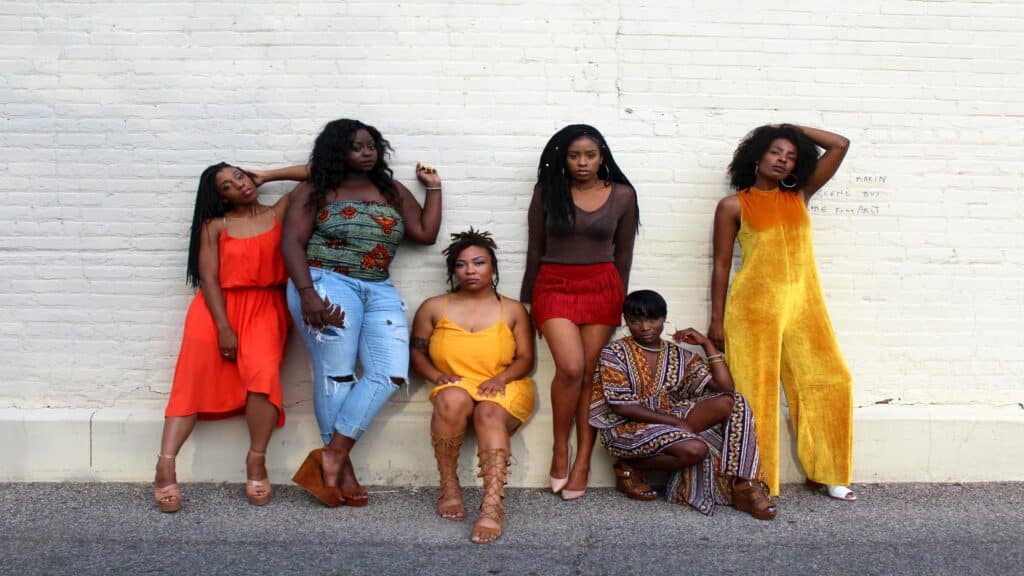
[1,482,1021,575]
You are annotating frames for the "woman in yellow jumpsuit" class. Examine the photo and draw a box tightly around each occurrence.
[708,124,855,500]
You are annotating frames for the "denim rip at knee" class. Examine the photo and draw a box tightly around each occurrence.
[287,267,409,443]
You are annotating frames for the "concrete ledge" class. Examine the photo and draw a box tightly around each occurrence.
[1,404,1022,485]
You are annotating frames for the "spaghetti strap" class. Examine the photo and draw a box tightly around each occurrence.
[441,294,450,317]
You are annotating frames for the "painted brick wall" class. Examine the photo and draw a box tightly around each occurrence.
[2,0,1022,416]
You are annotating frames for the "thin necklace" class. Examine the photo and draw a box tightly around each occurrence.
[633,339,665,353]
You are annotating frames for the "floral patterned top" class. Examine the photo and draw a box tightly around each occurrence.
[306,200,405,281]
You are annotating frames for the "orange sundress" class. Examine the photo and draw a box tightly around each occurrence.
[164,218,289,426]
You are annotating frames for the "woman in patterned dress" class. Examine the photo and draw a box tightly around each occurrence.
[589,290,777,519]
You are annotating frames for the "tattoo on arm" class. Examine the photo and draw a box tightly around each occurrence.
[410,337,429,352]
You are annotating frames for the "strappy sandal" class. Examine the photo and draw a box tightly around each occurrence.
[245,450,272,506]
[432,433,466,520]
[806,479,857,501]
[471,448,509,544]
[153,453,182,513]
[613,461,658,501]
[291,448,344,508]
[732,478,778,520]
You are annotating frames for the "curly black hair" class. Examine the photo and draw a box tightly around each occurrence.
[536,124,639,234]
[728,124,819,192]
[308,118,399,209]
[186,162,231,288]
[442,228,500,298]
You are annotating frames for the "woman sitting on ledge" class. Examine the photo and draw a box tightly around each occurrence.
[589,290,777,519]
[410,229,536,544]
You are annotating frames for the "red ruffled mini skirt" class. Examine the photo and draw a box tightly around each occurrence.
[531,262,624,327]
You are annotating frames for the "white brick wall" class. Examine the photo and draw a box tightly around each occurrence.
[2,0,1022,420]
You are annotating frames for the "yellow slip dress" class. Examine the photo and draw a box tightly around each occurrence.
[428,296,535,424]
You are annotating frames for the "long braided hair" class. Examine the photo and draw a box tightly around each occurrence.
[536,124,638,234]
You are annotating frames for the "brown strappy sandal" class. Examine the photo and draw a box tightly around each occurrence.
[732,478,778,520]
[291,448,344,508]
[153,453,182,513]
[471,448,509,544]
[613,460,658,501]
[432,433,466,520]
[245,450,272,506]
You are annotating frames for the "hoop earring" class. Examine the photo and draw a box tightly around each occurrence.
[780,174,798,189]
[597,163,611,181]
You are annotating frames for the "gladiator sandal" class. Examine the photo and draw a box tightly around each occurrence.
[471,448,509,544]
[153,454,182,513]
[431,433,466,521]
[733,478,778,521]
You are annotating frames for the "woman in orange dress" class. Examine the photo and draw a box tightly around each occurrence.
[411,229,535,544]
[154,162,306,512]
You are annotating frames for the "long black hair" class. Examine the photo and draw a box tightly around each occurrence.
[308,118,399,209]
[186,162,231,288]
[728,124,819,192]
[536,124,638,234]
[442,228,500,298]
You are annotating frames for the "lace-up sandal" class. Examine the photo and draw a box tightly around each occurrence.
[613,461,658,501]
[153,454,182,513]
[732,478,778,520]
[245,450,272,506]
[291,448,344,507]
[471,448,509,544]
[432,433,466,520]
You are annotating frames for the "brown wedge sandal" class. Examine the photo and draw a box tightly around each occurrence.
[153,453,182,513]
[732,478,778,520]
[432,433,466,521]
[471,448,509,544]
[292,448,344,508]
[245,450,272,506]
[613,460,658,501]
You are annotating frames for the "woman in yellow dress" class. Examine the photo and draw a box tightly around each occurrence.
[709,124,855,500]
[410,229,536,544]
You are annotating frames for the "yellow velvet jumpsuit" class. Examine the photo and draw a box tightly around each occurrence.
[724,187,853,496]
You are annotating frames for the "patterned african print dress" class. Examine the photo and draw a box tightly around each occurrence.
[589,337,763,515]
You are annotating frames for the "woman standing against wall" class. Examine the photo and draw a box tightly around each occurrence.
[521,124,639,500]
[283,118,442,507]
[155,162,305,512]
[709,123,855,500]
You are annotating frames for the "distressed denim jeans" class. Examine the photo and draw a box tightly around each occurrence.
[287,268,409,443]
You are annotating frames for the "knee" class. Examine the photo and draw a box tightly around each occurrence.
[715,395,735,416]
[553,362,585,385]
[675,439,708,465]
[434,389,473,419]
[473,403,507,430]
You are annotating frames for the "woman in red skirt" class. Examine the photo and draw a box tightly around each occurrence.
[520,124,639,499]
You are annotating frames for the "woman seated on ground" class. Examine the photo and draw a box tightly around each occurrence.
[410,229,536,544]
[589,290,777,519]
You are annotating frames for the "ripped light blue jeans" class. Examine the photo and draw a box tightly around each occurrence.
[287,267,409,443]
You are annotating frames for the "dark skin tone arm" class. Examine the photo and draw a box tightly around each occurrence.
[796,125,850,202]
[410,296,460,387]
[607,328,733,432]
[280,182,345,329]
[396,163,443,245]
[197,219,236,361]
